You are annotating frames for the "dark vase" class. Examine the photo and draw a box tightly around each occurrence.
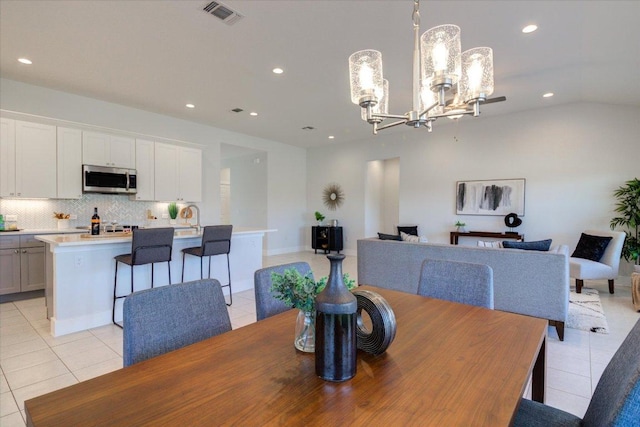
[315,254,357,382]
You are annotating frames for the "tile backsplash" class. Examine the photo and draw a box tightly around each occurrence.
[0,195,196,229]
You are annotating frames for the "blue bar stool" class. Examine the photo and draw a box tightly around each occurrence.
[181,225,233,306]
[112,227,174,327]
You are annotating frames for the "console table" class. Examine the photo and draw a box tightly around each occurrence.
[312,226,343,254]
[450,231,524,245]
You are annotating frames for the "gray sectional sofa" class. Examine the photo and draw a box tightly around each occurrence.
[357,238,570,340]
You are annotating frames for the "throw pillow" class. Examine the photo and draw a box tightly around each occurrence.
[378,232,402,241]
[477,240,503,248]
[400,231,421,243]
[397,226,418,236]
[571,233,612,261]
[503,239,552,251]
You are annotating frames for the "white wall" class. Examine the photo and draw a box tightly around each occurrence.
[0,78,308,254]
[221,152,268,228]
[306,102,639,275]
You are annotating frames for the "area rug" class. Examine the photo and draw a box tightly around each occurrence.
[567,287,609,334]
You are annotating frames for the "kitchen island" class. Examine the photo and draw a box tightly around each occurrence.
[36,227,274,336]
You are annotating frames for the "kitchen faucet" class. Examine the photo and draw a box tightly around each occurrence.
[186,204,201,233]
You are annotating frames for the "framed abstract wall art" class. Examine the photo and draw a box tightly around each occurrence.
[456,179,525,216]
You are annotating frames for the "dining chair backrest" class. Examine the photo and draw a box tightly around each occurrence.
[254,262,314,321]
[130,227,174,265]
[201,225,232,257]
[582,318,640,426]
[417,258,494,309]
[123,279,232,367]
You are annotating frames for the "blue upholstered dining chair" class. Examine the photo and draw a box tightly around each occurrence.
[514,318,640,426]
[253,262,314,321]
[123,279,232,367]
[417,258,494,308]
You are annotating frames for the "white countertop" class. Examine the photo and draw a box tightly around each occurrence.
[35,227,276,247]
[0,229,87,236]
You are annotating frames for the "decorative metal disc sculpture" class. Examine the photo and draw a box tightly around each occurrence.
[504,212,522,232]
[352,289,397,355]
[323,183,345,211]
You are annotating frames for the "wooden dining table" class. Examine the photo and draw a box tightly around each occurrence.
[25,286,547,426]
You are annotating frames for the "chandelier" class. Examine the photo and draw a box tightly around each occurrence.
[348,0,505,135]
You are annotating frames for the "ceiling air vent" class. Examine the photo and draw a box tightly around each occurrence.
[203,1,244,25]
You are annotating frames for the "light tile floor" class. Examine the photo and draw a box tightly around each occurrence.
[0,251,638,426]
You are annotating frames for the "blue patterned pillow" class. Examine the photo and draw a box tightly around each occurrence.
[503,239,552,251]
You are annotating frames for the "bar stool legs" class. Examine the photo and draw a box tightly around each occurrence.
[113,261,172,328]
[181,252,232,306]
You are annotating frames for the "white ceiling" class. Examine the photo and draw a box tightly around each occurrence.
[1,1,639,148]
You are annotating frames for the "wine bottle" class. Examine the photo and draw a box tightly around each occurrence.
[91,207,100,235]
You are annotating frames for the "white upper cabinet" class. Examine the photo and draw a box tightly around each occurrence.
[0,120,57,199]
[131,138,155,201]
[154,142,201,202]
[82,131,135,169]
[0,118,16,197]
[57,127,83,199]
[178,146,202,203]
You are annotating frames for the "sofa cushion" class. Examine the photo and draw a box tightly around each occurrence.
[503,239,552,251]
[397,226,418,236]
[400,232,428,243]
[572,233,612,262]
[378,232,402,241]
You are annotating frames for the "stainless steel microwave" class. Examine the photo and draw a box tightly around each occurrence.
[82,165,137,194]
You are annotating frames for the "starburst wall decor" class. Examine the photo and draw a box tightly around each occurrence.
[323,183,345,211]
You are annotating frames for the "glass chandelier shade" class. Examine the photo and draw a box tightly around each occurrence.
[459,47,494,103]
[420,81,443,117]
[362,79,389,121]
[420,24,461,89]
[349,50,384,106]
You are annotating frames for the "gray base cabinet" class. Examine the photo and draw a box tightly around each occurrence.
[0,235,45,295]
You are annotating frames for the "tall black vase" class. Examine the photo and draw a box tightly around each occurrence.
[315,254,357,382]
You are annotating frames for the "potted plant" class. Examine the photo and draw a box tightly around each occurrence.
[168,202,178,224]
[610,178,640,272]
[315,211,325,225]
[455,220,467,233]
[270,268,356,352]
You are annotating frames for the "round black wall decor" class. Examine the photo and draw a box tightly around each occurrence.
[504,212,523,228]
[323,183,345,211]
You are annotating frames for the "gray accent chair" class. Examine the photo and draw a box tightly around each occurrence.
[113,227,174,327]
[417,258,494,308]
[254,262,314,321]
[123,279,232,367]
[514,317,640,426]
[181,225,233,305]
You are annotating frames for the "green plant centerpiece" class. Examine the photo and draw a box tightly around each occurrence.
[168,202,179,220]
[455,220,467,232]
[270,268,356,352]
[610,178,640,268]
[315,211,325,225]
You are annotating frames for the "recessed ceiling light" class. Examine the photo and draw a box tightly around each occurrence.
[522,24,538,34]
[328,136,335,140]
[185,104,195,109]
[18,58,32,65]
[543,92,554,98]
[249,112,258,116]
[272,68,284,74]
